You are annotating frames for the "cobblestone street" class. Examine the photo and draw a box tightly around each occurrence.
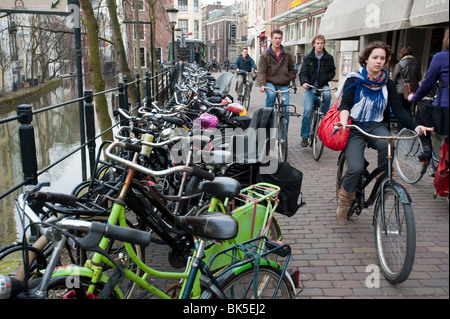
[239,74,449,298]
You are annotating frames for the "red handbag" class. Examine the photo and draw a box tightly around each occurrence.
[317,100,351,151]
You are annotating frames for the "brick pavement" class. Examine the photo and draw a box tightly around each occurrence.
[142,72,448,299]
[233,73,449,299]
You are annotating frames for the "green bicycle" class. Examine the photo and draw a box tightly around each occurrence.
[2,185,296,299]
[36,140,297,299]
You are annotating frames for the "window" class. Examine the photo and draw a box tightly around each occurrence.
[310,15,322,38]
[288,23,296,41]
[133,24,145,40]
[229,24,236,40]
[298,19,307,39]
[178,0,188,11]
[194,20,199,39]
[178,19,188,34]
[135,47,146,67]
[132,0,144,11]
[194,0,199,13]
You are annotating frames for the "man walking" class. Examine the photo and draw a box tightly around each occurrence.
[299,34,336,147]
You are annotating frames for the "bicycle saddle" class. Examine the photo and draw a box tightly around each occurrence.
[198,176,241,200]
[174,212,238,240]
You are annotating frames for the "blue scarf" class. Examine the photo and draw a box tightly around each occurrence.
[340,66,389,122]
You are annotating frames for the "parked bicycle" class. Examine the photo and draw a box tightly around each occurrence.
[1,161,298,299]
[335,124,418,284]
[307,85,337,161]
[265,86,300,162]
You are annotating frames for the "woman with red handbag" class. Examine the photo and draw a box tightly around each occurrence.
[334,41,432,225]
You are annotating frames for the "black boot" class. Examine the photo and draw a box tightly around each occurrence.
[418,135,432,161]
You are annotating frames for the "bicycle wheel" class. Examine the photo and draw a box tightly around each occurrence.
[312,113,324,161]
[394,128,427,184]
[0,242,47,279]
[219,265,294,299]
[243,86,251,111]
[277,115,288,162]
[374,185,415,284]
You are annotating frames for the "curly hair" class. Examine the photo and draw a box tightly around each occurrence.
[358,41,392,67]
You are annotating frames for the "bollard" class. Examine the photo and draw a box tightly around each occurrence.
[145,71,152,107]
[84,90,96,176]
[136,72,141,109]
[17,104,38,186]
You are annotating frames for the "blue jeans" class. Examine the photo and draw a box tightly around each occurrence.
[265,83,290,139]
[301,85,331,139]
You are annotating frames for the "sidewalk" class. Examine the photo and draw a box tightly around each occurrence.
[226,72,449,298]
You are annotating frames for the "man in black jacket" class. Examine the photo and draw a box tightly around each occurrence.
[299,34,336,147]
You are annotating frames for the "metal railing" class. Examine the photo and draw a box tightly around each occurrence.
[0,65,179,201]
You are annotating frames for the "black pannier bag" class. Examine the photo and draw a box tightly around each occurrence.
[257,162,305,217]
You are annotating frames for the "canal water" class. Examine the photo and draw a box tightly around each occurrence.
[0,77,111,247]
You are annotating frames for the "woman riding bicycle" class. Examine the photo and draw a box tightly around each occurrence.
[334,41,433,225]
[408,30,449,161]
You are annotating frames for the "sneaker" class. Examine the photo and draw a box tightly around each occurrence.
[301,138,308,147]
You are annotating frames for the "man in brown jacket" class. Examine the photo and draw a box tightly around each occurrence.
[258,29,295,139]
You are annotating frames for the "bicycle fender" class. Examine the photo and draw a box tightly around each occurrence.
[383,180,412,204]
[49,266,125,299]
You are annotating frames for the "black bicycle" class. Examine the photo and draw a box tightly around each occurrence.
[265,86,300,162]
[307,85,336,161]
[335,124,419,284]
[236,70,252,111]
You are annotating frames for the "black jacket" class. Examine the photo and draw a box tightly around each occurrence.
[392,56,422,95]
[299,48,335,88]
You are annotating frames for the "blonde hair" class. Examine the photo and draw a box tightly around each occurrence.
[312,34,325,46]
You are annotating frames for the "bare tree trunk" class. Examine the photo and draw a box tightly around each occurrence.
[79,0,113,142]
[106,0,138,113]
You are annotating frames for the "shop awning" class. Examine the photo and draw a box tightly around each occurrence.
[319,0,413,40]
[409,0,449,27]
[246,36,255,46]
[265,0,333,25]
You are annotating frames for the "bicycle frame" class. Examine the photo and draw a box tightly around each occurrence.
[337,124,416,233]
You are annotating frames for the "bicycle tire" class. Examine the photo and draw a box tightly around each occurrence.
[243,86,251,111]
[0,242,47,280]
[278,116,288,162]
[219,265,294,299]
[374,185,415,284]
[312,113,324,161]
[394,128,427,184]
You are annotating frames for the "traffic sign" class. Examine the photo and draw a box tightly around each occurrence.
[0,0,68,14]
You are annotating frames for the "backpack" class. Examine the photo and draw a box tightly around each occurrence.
[257,162,305,217]
[433,139,449,198]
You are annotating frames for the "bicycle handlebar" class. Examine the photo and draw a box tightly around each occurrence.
[334,124,421,140]
[307,85,337,92]
[105,141,215,181]
[264,86,296,94]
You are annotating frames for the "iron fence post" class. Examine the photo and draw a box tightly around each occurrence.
[17,104,38,186]
[84,90,96,176]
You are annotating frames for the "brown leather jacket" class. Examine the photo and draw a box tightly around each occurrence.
[258,44,295,87]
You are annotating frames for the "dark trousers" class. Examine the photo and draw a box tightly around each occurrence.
[343,121,391,193]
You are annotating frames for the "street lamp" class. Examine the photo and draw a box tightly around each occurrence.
[175,28,182,62]
[166,7,178,63]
